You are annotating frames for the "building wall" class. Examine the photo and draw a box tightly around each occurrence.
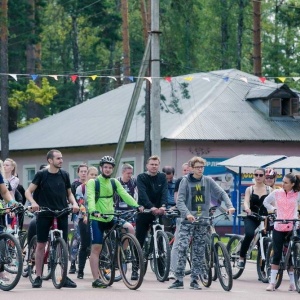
[10,140,300,188]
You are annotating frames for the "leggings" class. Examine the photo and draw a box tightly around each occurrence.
[240,217,260,258]
[78,219,91,272]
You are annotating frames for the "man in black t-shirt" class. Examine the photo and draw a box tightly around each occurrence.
[25,149,79,289]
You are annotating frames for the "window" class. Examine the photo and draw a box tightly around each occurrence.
[269,98,299,116]
[23,165,36,188]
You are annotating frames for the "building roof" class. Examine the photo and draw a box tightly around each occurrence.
[3,69,300,151]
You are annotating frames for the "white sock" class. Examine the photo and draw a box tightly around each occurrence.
[270,269,278,284]
[289,272,295,285]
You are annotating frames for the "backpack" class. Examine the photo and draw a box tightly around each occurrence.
[94,178,117,203]
[33,169,69,201]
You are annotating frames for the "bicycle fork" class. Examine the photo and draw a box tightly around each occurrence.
[152,224,164,259]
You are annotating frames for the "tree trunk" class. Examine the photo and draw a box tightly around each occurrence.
[121,0,131,84]
[237,0,246,70]
[0,0,9,159]
[253,0,262,76]
[220,0,229,69]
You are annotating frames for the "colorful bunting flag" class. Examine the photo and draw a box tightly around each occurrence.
[277,77,286,83]
[70,75,78,82]
[259,77,266,83]
[31,75,38,81]
[9,74,17,81]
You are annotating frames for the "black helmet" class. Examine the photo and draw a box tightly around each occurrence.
[99,156,115,167]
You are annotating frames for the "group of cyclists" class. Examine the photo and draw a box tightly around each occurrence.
[1,149,300,293]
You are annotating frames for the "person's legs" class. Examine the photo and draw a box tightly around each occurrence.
[135,213,154,248]
[170,218,181,274]
[77,220,91,278]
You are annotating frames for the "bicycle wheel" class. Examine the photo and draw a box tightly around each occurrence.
[142,234,152,276]
[265,241,283,289]
[153,230,171,282]
[118,233,144,290]
[0,232,23,291]
[293,242,300,293]
[256,237,271,283]
[99,236,115,286]
[211,233,220,281]
[214,241,233,291]
[199,238,212,287]
[19,231,29,277]
[51,237,68,289]
[226,235,244,279]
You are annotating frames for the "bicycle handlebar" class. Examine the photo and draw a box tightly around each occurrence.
[182,211,229,225]
[32,206,72,217]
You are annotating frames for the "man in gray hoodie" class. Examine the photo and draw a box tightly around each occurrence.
[168,156,235,290]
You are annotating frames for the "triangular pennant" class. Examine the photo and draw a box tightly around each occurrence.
[144,77,152,84]
[127,76,134,82]
[107,76,117,81]
[165,77,172,82]
[259,77,266,83]
[90,75,97,80]
[202,77,210,82]
[70,75,78,82]
[240,77,248,83]
[277,77,286,83]
[49,75,58,80]
[31,74,38,81]
[183,76,193,81]
[223,76,229,82]
[9,74,17,81]
[293,77,300,82]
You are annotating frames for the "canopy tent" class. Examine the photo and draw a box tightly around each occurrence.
[267,156,300,172]
[217,154,287,233]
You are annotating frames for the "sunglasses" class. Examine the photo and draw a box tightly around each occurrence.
[254,174,264,177]
[265,176,275,180]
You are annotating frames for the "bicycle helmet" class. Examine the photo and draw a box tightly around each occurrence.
[99,156,115,167]
[265,168,277,177]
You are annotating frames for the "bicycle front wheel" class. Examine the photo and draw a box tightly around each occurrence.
[292,242,300,293]
[226,235,244,279]
[214,241,233,291]
[0,232,23,291]
[118,233,144,290]
[51,237,68,289]
[153,230,171,282]
[211,233,220,281]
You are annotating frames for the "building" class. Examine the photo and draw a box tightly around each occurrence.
[1,69,299,189]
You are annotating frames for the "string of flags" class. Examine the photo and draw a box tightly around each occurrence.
[1,72,300,84]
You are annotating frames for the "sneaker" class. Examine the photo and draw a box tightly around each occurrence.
[131,270,138,280]
[168,271,175,280]
[69,261,76,274]
[63,277,77,288]
[32,276,42,288]
[168,280,184,289]
[190,280,202,290]
[92,279,107,288]
[0,272,9,282]
[237,261,245,269]
[266,283,275,291]
[77,271,84,279]
[289,283,296,291]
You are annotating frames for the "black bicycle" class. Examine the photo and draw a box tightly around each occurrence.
[98,210,144,290]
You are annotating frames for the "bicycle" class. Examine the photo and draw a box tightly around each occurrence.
[226,212,274,281]
[182,210,233,292]
[142,209,175,282]
[0,207,23,291]
[97,209,144,290]
[265,218,300,291]
[27,206,71,289]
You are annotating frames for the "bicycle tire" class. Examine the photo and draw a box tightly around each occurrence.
[0,232,23,291]
[265,241,283,289]
[256,237,271,283]
[211,233,220,281]
[19,231,29,277]
[199,237,212,287]
[293,242,300,293]
[51,237,68,289]
[142,234,152,276]
[99,236,115,286]
[153,230,171,282]
[214,241,233,291]
[118,233,144,290]
[226,235,244,279]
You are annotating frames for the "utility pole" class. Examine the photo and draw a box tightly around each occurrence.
[253,0,262,76]
[0,0,9,159]
[150,0,161,158]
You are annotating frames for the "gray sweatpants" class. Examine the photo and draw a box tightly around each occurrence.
[170,218,182,272]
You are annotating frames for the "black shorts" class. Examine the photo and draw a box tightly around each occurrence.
[36,214,68,243]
